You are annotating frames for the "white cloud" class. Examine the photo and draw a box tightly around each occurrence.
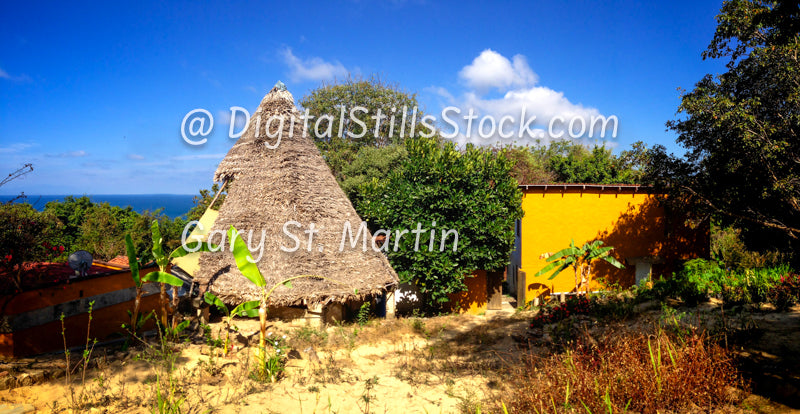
[458,49,537,93]
[47,150,87,158]
[0,67,32,82]
[0,142,35,154]
[127,154,145,160]
[280,48,348,83]
[433,50,616,147]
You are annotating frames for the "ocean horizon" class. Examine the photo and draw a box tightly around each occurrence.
[0,194,196,218]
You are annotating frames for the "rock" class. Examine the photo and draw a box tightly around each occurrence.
[16,373,32,387]
[0,375,15,391]
[526,327,543,338]
[27,370,45,383]
[634,300,658,313]
[0,403,36,414]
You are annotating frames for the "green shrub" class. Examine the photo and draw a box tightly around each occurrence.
[722,265,788,305]
[357,137,523,305]
[767,273,800,311]
[646,260,791,307]
[0,203,64,292]
[530,296,592,328]
[675,259,725,305]
[711,225,791,270]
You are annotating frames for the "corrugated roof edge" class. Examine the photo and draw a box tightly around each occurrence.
[519,183,652,192]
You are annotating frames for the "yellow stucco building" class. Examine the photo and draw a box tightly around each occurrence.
[510,184,708,305]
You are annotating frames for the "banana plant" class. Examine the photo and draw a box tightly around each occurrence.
[535,239,624,295]
[150,220,217,334]
[125,233,183,335]
[226,225,356,379]
[203,291,259,355]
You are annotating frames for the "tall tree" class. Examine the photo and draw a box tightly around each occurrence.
[299,75,430,182]
[649,0,800,251]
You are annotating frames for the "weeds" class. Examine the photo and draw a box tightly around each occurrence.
[508,327,746,413]
[410,317,429,337]
[251,332,289,383]
[291,325,329,348]
[358,376,379,414]
[356,301,371,326]
[60,300,98,412]
[767,272,800,310]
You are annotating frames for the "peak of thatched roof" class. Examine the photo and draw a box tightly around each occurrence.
[195,85,399,306]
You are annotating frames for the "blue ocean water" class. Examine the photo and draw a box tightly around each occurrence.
[0,194,196,218]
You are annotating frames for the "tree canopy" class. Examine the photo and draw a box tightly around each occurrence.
[501,140,650,185]
[647,0,800,253]
[299,76,431,182]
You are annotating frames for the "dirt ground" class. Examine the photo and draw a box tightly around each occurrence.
[2,302,800,413]
[0,311,530,413]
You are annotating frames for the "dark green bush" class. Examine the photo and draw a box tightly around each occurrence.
[357,137,523,305]
[674,259,725,305]
[767,273,800,311]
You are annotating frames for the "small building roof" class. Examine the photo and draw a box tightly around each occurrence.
[194,84,399,306]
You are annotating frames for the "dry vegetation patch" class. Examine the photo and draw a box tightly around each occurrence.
[3,306,798,413]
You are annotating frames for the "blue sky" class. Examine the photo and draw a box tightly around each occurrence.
[0,0,727,195]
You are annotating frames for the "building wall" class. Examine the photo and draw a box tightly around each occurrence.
[446,270,488,315]
[519,187,708,304]
[0,266,161,358]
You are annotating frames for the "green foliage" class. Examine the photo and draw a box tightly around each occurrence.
[767,273,800,311]
[357,137,524,305]
[0,203,64,291]
[229,226,267,288]
[711,224,791,270]
[186,183,226,222]
[340,144,408,202]
[499,140,650,185]
[77,206,126,261]
[649,0,800,254]
[534,239,624,293]
[547,141,648,184]
[652,258,791,306]
[252,333,289,383]
[356,301,371,326]
[42,195,93,255]
[41,196,187,262]
[674,259,725,305]
[203,291,259,355]
[498,144,556,184]
[299,75,431,183]
[299,75,426,148]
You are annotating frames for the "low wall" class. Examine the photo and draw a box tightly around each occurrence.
[0,266,161,358]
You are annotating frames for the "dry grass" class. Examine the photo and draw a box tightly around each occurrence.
[507,327,748,413]
[2,309,771,413]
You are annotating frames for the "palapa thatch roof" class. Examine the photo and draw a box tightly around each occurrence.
[194,83,399,306]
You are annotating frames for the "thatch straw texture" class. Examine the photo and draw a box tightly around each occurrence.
[195,84,399,306]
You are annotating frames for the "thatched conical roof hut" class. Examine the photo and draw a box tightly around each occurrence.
[194,83,399,307]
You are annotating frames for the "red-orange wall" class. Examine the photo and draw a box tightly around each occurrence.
[0,266,162,357]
